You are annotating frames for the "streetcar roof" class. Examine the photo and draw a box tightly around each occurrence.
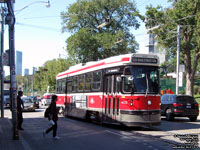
[56,53,159,79]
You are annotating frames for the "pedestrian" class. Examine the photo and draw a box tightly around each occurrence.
[17,91,24,130]
[43,95,60,140]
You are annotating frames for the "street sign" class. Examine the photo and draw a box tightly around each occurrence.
[2,52,9,66]
[0,0,15,3]
[179,72,183,87]
[0,0,7,3]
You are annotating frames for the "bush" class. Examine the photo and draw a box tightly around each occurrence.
[194,85,200,95]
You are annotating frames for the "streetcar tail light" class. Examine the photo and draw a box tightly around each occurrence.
[173,103,183,107]
[195,104,199,107]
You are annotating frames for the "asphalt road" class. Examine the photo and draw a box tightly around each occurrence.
[3,105,200,150]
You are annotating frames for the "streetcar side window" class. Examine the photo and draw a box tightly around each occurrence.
[78,74,85,92]
[57,79,62,94]
[85,73,92,92]
[61,79,66,94]
[92,71,102,91]
[72,76,78,93]
[67,77,72,94]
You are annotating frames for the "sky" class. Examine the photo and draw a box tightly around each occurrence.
[3,0,171,75]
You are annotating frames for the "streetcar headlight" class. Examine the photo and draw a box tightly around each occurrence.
[147,100,152,105]
[130,100,133,106]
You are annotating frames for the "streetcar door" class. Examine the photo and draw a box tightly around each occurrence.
[103,75,120,122]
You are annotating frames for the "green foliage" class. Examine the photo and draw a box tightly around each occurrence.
[194,85,200,95]
[34,58,71,93]
[194,95,200,105]
[61,0,142,63]
[145,0,200,95]
[5,59,71,95]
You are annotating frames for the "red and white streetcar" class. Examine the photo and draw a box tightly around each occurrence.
[56,53,161,126]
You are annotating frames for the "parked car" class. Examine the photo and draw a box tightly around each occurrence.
[27,96,39,108]
[22,97,36,112]
[3,90,10,108]
[161,94,199,121]
[41,93,54,106]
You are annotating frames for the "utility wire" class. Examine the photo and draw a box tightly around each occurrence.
[16,22,61,32]
[23,16,60,20]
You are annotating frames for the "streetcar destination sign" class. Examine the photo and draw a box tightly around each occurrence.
[132,57,158,64]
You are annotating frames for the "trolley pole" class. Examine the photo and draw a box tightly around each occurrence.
[0,6,5,118]
[6,0,18,140]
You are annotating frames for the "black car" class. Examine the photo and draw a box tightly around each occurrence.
[27,96,39,109]
[161,94,199,121]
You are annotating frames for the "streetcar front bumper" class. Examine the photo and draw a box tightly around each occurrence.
[120,110,161,127]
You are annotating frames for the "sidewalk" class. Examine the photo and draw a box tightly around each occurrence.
[0,118,25,150]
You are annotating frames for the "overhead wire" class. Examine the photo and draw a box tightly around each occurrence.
[16,22,61,32]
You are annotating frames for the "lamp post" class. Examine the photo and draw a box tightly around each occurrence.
[0,5,5,118]
[5,0,18,140]
[176,25,181,95]
[147,23,181,94]
[3,0,50,140]
[15,0,50,15]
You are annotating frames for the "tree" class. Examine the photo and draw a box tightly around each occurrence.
[34,58,71,93]
[61,0,143,63]
[145,0,200,96]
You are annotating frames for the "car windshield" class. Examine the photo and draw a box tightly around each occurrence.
[176,96,196,103]
[23,98,34,103]
[123,66,159,94]
[28,96,37,101]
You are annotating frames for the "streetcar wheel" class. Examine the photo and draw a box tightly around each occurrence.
[85,111,91,122]
[64,106,68,117]
[165,109,174,121]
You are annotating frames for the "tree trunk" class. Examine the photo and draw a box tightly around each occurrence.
[185,73,193,96]
[185,48,200,96]
[184,48,192,96]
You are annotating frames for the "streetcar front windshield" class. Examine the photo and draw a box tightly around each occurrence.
[123,66,159,94]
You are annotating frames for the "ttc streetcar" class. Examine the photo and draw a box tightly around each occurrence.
[56,53,161,126]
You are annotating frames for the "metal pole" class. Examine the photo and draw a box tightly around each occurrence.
[46,70,48,93]
[7,0,18,140]
[176,25,180,95]
[0,6,4,118]
[32,75,33,96]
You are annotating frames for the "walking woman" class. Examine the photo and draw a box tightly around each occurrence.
[43,95,60,139]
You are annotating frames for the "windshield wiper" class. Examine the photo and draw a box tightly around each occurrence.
[145,74,149,98]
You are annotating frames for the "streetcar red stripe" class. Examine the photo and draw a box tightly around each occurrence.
[57,57,130,77]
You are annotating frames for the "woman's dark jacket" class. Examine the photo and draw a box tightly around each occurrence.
[49,101,58,122]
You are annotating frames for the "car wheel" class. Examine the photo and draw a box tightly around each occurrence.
[166,109,174,121]
[189,116,197,122]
